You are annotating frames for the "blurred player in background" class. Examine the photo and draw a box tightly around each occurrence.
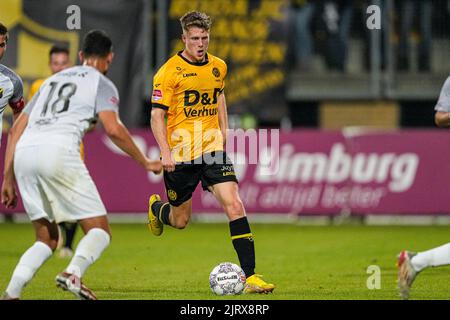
[29,45,78,259]
[29,45,72,100]
[148,11,275,294]
[0,22,25,139]
[1,30,162,300]
[397,75,450,300]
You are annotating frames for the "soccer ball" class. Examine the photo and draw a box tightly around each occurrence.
[209,262,246,295]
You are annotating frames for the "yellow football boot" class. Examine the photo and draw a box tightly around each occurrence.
[244,274,275,294]
[147,194,164,236]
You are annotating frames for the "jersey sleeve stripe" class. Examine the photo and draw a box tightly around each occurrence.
[152,103,169,111]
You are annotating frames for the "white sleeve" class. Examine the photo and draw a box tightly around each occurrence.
[435,77,450,112]
[95,75,120,114]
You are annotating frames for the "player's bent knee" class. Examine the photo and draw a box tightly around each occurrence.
[224,199,245,218]
[79,217,112,239]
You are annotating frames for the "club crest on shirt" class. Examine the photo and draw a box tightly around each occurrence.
[212,67,220,78]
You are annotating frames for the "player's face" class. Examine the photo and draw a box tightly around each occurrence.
[182,27,209,63]
[0,34,7,61]
[49,52,71,74]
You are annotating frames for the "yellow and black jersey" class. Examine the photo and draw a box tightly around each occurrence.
[151,51,227,162]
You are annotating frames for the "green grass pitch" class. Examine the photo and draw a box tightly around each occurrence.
[1,222,450,300]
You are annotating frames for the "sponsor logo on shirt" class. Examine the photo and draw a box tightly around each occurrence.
[183,73,197,78]
[152,89,163,102]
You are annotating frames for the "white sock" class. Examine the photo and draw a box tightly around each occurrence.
[65,228,110,278]
[6,241,53,298]
[411,243,450,272]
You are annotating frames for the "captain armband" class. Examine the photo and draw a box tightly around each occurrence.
[10,97,25,114]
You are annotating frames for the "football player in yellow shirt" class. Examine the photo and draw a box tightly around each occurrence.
[28,45,79,259]
[148,11,275,294]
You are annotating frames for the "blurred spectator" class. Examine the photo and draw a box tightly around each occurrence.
[396,0,432,72]
[291,0,316,71]
[319,0,354,72]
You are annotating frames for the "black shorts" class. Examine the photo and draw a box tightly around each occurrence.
[163,151,239,206]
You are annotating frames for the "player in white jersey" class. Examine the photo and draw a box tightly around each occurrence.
[397,76,450,300]
[0,22,25,142]
[0,30,162,300]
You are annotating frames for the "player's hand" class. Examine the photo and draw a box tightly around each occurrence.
[1,179,18,209]
[145,159,163,174]
[161,152,176,172]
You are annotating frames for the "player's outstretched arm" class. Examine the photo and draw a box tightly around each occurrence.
[1,112,29,208]
[98,110,162,174]
[150,107,175,172]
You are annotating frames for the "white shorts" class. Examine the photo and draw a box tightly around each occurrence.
[14,145,107,223]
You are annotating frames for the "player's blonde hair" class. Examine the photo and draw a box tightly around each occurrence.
[180,11,212,32]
